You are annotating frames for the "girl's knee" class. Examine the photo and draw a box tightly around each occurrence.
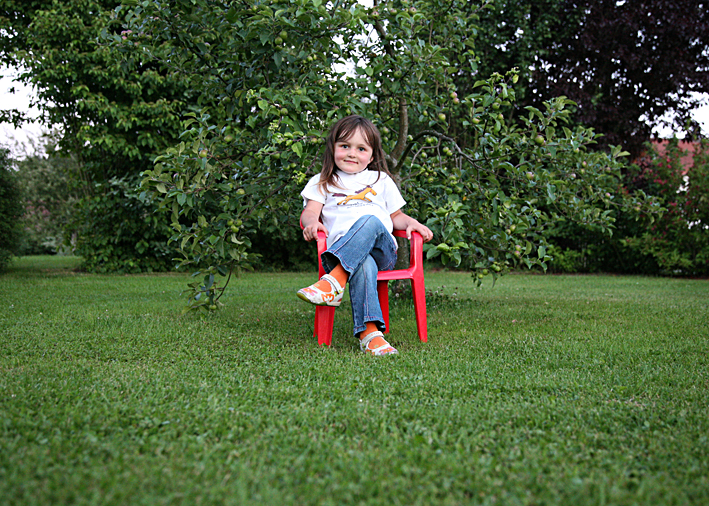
[351,214,376,228]
[351,214,388,235]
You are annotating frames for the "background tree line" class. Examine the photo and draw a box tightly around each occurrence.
[1,0,707,283]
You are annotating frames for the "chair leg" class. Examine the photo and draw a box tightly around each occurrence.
[314,305,335,346]
[377,280,390,334]
[411,275,428,342]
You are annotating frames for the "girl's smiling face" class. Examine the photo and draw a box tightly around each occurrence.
[334,128,374,174]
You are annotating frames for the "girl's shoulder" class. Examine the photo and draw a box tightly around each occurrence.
[301,173,324,200]
[302,173,327,193]
[305,173,322,185]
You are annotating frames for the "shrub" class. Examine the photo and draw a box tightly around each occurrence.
[0,149,23,272]
[621,139,709,276]
[546,140,709,276]
[70,174,177,273]
[14,138,79,255]
[546,218,660,275]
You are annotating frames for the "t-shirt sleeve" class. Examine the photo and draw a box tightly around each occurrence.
[384,176,407,214]
[300,174,326,207]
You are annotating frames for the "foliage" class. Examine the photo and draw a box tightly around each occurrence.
[544,207,664,275]
[0,0,188,271]
[468,0,709,157]
[125,0,656,310]
[0,148,23,271]
[1,0,702,284]
[13,134,80,255]
[397,84,653,276]
[0,0,187,163]
[621,139,709,276]
[2,262,709,505]
[460,0,574,119]
[544,226,654,275]
[545,139,709,276]
[70,174,176,273]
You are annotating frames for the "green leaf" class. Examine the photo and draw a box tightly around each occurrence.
[546,183,557,202]
[291,141,303,157]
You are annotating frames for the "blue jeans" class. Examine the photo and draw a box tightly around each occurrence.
[321,215,398,337]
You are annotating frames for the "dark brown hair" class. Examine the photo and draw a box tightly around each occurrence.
[318,115,391,192]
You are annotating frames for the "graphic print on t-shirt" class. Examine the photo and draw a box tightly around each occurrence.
[334,185,377,206]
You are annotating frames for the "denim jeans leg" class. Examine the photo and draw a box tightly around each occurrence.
[347,254,383,336]
[320,215,397,336]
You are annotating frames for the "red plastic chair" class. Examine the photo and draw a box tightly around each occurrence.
[309,228,427,346]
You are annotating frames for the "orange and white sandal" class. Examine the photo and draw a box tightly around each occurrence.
[359,331,398,356]
[297,273,344,307]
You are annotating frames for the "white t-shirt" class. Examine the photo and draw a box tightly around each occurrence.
[301,170,406,248]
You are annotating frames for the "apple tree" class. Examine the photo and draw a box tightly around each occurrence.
[124,0,656,310]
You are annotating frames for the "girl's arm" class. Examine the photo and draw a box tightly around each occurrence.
[390,210,434,243]
[301,200,328,242]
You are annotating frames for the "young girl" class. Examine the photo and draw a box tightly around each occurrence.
[297,115,433,356]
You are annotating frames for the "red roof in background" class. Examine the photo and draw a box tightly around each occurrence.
[651,139,700,175]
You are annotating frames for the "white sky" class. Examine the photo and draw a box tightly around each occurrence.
[1,68,44,157]
[2,66,708,158]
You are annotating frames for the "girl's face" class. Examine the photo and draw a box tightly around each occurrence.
[334,128,373,174]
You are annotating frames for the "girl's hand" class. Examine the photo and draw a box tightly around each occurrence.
[406,222,434,243]
[303,222,328,242]
[391,210,434,243]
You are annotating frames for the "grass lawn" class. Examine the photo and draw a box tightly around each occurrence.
[1,256,708,505]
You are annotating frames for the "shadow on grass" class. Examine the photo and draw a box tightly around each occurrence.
[6,255,84,274]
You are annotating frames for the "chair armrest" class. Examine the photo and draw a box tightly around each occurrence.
[393,229,423,267]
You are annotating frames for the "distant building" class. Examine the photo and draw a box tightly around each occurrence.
[650,139,702,174]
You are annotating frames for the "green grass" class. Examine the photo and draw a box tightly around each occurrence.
[1,256,708,505]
